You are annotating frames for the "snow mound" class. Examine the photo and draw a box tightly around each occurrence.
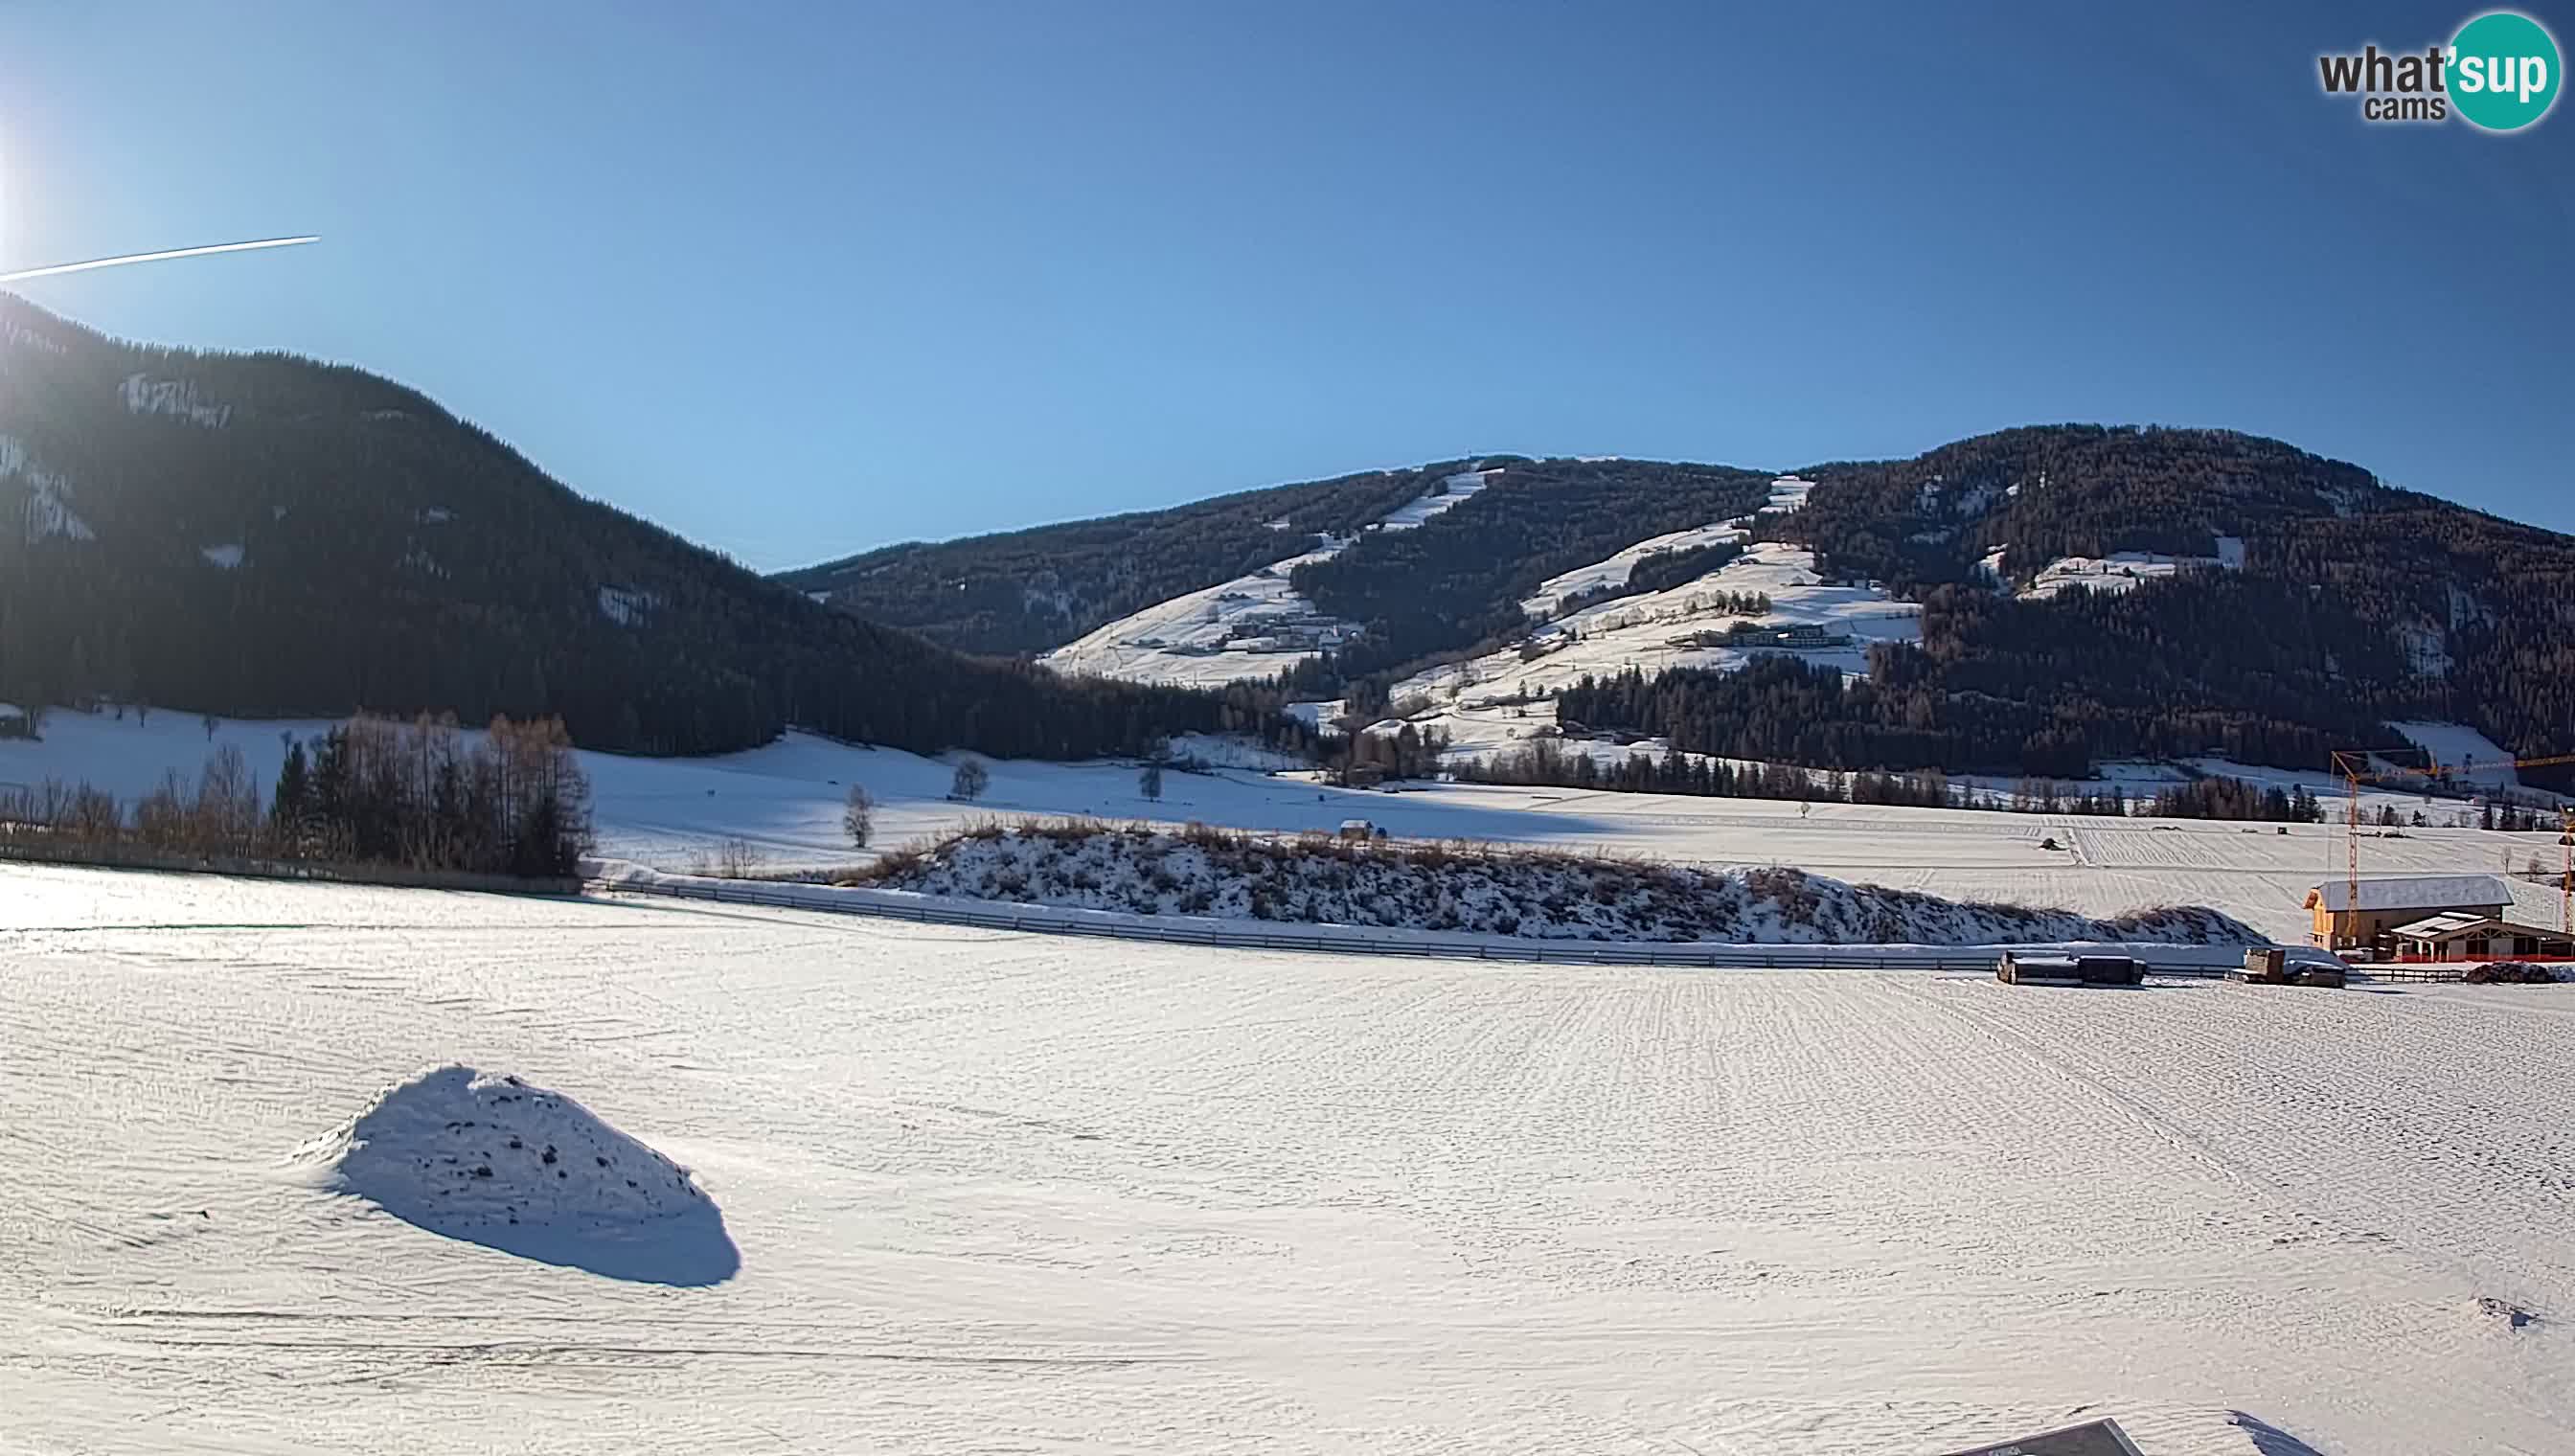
[297,1065,737,1285]
[858,822,2264,946]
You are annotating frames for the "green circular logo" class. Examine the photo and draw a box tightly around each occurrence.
[2450,11,2561,131]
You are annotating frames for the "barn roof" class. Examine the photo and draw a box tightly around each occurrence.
[2389,911,2493,939]
[2391,913,2568,942]
[2304,875,2513,913]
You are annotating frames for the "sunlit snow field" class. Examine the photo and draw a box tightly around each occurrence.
[7,709,2566,944]
[4,865,2573,1454]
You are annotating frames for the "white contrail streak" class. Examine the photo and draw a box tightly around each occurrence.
[0,235,319,284]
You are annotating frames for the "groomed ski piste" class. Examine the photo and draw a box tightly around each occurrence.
[8,861,2574,1454]
[1037,467,1499,688]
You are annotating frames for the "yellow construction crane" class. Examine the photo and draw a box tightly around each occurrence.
[2563,808,2575,940]
[2332,748,2575,937]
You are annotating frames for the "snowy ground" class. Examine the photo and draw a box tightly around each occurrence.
[6,864,2572,1454]
[2388,720,2529,789]
[6,708,2567,944]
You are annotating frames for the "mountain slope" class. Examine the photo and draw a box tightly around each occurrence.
[795,456,1781,693]
[1737,425,2575,785]
[775,466,1457,655]
[780,426,2574,786]
[0,296,1253,759]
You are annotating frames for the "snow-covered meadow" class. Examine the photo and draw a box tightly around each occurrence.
[6,864,2573,1454]
[6,707,2567,944]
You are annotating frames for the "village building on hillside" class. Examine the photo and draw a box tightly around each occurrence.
[0,703,32,740]
[2386,913,2575,963]
[2303,874,2513,952]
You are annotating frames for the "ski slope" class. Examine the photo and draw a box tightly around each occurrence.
[1392,537,1924,751]
[5,864,2572,1453]
[1515,519,1750,618]
[1038,468,1497,687]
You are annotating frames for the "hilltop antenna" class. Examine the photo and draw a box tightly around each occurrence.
[0,236,317,285]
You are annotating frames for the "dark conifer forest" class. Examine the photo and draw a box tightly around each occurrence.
[777,467,1446,655]
[0,296,1266,759]
[7,294,2566,786]
[806,425,2568,790]
[1763,425,2572,786]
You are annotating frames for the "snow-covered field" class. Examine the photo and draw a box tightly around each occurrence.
[7,864,2573,1453]
[2388,720,2529,789]
[7,708,2567,944]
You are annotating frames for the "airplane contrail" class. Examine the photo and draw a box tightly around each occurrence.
[0,235,319,284]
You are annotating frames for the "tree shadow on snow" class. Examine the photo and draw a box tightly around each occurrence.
[410,1202,743,1286]
[2230,1412,2327,1456]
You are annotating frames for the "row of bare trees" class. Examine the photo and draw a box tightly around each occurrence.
[0,714,594,876]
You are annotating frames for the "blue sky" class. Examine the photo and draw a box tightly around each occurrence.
[8,3,2569,568]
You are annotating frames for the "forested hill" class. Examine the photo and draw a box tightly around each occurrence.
[786,457,1781,675]
[1738,425,2575,785]
[0,295,1255,759]
[778,423,2570,787]
[775,466,1456,655]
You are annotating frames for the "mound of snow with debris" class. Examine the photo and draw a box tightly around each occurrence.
[296,1065,736,1284]
[859,822,2261,945]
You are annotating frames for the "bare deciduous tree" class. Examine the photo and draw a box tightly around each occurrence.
[843,784,874,849]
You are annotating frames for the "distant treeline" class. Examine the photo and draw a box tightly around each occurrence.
[1451,736,2333,823]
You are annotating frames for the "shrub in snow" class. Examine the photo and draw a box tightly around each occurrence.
[845,818,2262,946]
[2464,962,2569,985]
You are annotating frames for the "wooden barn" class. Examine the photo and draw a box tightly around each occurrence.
[2387,913,2575,963]
[2303,875,2512,952]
